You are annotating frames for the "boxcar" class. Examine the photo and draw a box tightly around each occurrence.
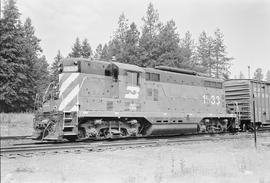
[224,79,270,128]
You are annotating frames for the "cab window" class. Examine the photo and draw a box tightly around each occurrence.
[145,72,160,82]
[105,64,118,81]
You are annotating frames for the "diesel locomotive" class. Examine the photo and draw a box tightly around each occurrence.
[33,58,238,141]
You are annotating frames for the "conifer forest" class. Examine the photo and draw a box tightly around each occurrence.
[0,0,269,112]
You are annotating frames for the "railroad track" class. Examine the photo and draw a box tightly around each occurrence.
[1,131,270,158]
[1,126,268,142]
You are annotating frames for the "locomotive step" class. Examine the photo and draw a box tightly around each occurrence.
[64,118,73,121]
[63,132,77,136]
[63,125,76,128]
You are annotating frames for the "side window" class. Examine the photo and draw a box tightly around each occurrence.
[151,73,160,81]
[146,72,150,81]
[126,71,139,86]
[145,72,160,82]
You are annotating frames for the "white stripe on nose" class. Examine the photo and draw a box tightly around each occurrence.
[58,84,80,111]
[70,105,78,112]
[59,73,79,96]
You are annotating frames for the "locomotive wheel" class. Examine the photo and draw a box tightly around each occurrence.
[120,128,128,137]
[216,121,228,132]
[102,131,111,139]
[78,128,86,139]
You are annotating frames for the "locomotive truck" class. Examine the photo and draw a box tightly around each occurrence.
[33,58,238,141]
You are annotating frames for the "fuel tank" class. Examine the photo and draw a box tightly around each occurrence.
[145,123,198,136]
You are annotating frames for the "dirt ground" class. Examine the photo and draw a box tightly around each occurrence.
[1,138,34,147]
[1,136,270,183]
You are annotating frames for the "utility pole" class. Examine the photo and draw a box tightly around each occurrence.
[252,93,257,148]
[248,66,251,79]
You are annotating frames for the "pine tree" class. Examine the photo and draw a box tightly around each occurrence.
[197,31,215,77]
[253,68,264,81]
[212,28,233,79]
[111,21,140,64]
[0,0,48,112]
[69,37,82,58]
[108,13,131,63]
[50,50,63,85]
[0,0,19,111]
[22,17,45,109]
[100,44,110,60]
[141,3,161,37]
[0,0,31,112]
[23,18,42,54]
[139,3,161,67]
[107,40,118,60]
[81,38,92,58]
[33,55,49,95]
[115,13,129,44]
[94,44,103,59]
[123,22,140,64]
[180,31,196,67]
[156,20,184,67]
[266,70,270,82]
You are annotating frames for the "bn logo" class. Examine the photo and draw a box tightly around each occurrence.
[125,86,140,99]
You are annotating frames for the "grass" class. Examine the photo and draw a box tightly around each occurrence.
[151,139,270,183]
[118,138,270,183]
[0,113,34,136]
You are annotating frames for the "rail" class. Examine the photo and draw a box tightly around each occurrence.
[1,131,270,158]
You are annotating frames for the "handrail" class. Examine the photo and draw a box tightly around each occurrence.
[43,82,54,103]
[233,101,241,124]
[75,76,89,123]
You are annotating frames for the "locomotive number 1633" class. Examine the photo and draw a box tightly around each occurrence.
[203,94,221,105]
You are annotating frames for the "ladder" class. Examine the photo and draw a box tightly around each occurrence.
[63,111,77,136]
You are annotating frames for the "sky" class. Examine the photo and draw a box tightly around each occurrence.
[13,0,270,78]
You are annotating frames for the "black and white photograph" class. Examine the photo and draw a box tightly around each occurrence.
[1,0,270,182]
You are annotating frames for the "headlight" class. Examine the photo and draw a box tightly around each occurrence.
[63,66,78,72]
